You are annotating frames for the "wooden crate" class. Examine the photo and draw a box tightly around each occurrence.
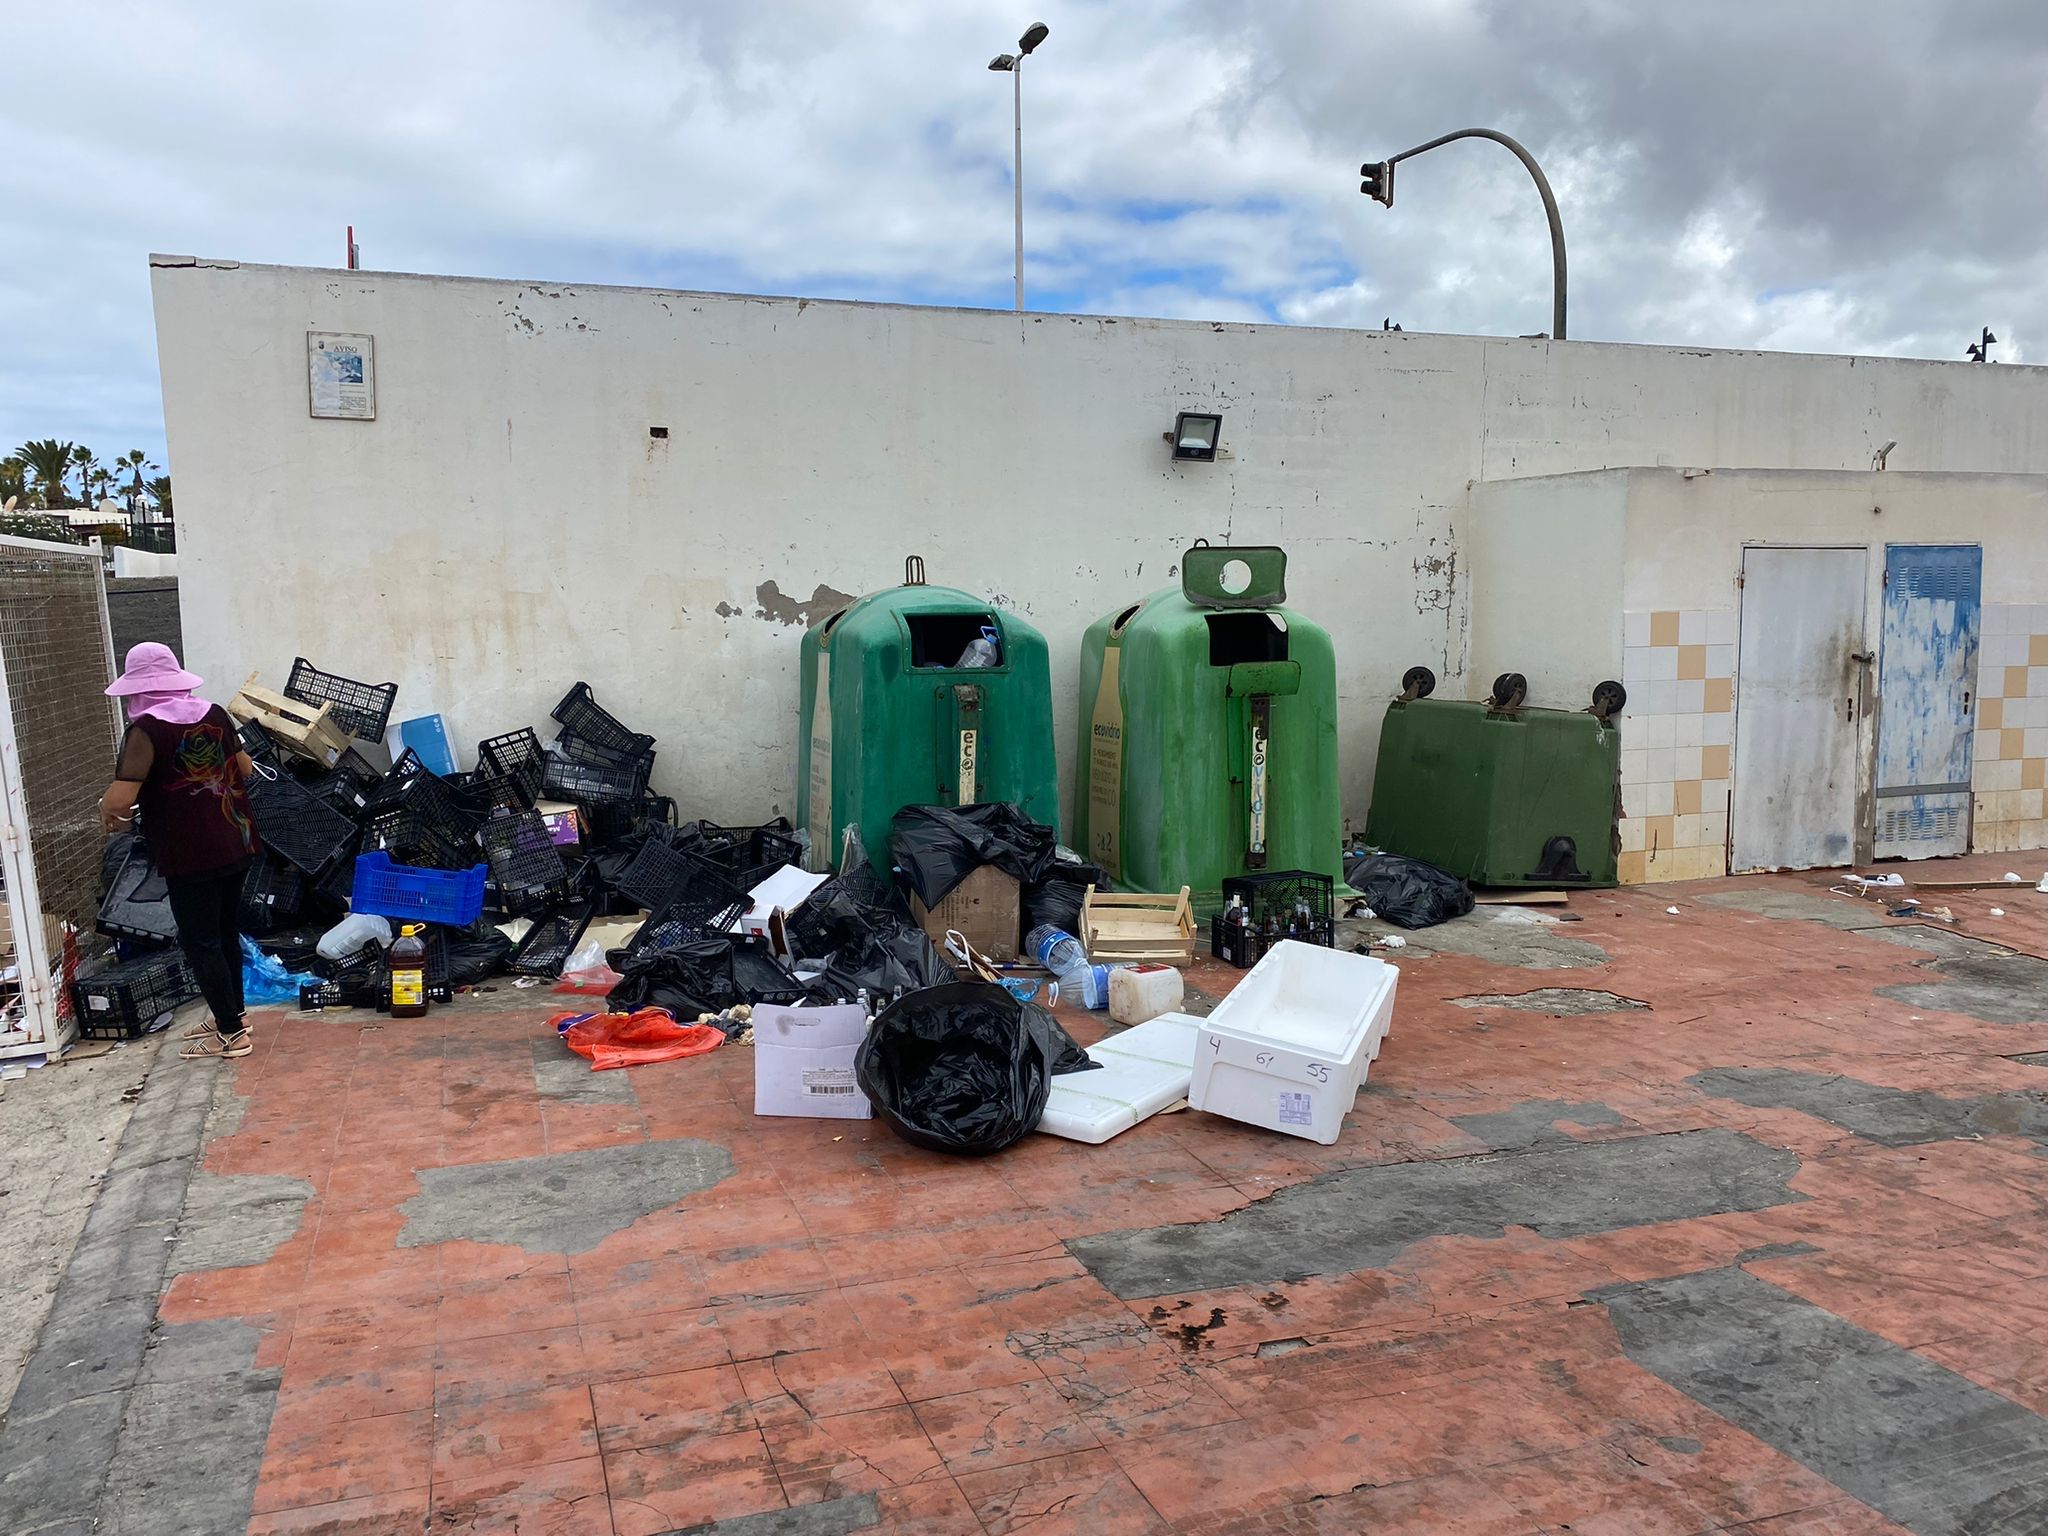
[1081,886,1195,967]
[227,675,350,767]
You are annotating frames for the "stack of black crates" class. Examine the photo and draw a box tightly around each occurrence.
[1209,869,1336,969]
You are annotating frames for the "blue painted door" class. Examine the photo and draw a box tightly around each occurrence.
[1875,544,1981,858]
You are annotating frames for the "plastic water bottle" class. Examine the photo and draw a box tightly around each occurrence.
[956,625,1001,669]
[1026,923,1119,1010]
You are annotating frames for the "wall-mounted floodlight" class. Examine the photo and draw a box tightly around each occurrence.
[1168,412,1223,461]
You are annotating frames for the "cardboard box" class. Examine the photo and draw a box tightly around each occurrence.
[752,1003,873,1119]
[911,865,1020,963]
[535,799,582,847]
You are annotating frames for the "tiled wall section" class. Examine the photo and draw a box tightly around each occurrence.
[1619,609,1736,884]
[1972,603,2048,854]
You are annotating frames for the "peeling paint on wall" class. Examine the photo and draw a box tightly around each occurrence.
[754,581,857,627]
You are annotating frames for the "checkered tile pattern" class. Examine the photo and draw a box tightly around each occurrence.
[1972,604,2048,854]
[1618,609,1736,884]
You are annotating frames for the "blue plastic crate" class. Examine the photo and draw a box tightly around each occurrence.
[350,851,487,926]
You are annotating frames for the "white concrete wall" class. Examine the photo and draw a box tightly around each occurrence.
[110,546,177,578]
[149,257,2048,830]
[1466,470,1628,712]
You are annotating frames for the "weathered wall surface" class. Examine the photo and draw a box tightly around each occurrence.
[150,258,2048,827]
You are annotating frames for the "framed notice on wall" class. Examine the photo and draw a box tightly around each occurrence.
[307,331,375,420]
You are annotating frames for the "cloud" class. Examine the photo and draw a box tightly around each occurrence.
[1,0,2041,467]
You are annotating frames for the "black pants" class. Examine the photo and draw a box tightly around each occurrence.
[167,862,249,1036]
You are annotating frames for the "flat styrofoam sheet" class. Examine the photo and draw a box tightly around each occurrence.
[1038,1012,1202,1144]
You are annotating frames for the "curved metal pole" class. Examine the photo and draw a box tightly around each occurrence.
[1387,127,1566,340]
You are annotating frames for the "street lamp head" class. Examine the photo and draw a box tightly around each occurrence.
[1018,21,1049,53]
[988,52,1017,71]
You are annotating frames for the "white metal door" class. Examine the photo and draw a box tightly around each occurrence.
[1732,547,1867,872]
[1874,545,1981,858]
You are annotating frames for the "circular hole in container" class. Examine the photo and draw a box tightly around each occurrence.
[1218,558,1253,595]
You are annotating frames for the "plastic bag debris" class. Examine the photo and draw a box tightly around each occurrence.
[553,934,621,994]
[443,922,514,987]
[1343,853,1474,929]
[855,981,1093,1156]
[888,803,1060,908]
[241,935,319,1006]
[550,1007,724,1070]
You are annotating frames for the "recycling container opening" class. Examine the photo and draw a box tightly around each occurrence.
[907,612,999,668]
[1207,613,1290,666]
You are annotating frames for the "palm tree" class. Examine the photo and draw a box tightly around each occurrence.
[70,445,100,511]
[16,439,76,508]
[117,449,157,518]
[145,474,173,521]
[0,457,27,507]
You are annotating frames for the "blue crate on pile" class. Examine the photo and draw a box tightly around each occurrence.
[350,851,487,927]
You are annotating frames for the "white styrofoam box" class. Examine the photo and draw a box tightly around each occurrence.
[730,865,831,939]
[1191,942,1399,1144]
[752,1003,872,1119]
[1038,1011,1202,1144]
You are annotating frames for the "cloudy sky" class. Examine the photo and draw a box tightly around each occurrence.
[3,0,2043,473]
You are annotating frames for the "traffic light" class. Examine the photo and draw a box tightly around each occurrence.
[1359,160,1394,207]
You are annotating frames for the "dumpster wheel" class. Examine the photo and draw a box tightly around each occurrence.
[1590,679,1627,722]
[1400,665,1436,702]
[1488,672,1528,712]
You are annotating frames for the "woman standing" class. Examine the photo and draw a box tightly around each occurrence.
[97,643,261,1059]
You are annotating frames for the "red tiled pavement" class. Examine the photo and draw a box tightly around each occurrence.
[157,860,2048,1532]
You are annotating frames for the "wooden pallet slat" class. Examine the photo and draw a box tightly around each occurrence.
[227,674,350,767]
[1081,885,1195,967]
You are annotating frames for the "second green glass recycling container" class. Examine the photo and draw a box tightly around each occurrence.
[796,557,1059,877]
[1073,544,1343,908]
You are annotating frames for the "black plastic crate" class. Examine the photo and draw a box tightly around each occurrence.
[247,770,359,876]
[622,866,750,962]
[71,950,200,1039]
[310,849,358,914]
[239,857,307,934]
[284,657,398,743]
[305,746,384,817]
[301,928,451,1009]
[459,765,538,819]
[479,813,574,915]
[541,750,651,807]
[695,819,802,891]
[550,682,654,766]
[238,719,283,767]
[612,837,715,911]
[97,842,177,946]
[362,755,485,871]
[477,729,546,803]
[730,936,806,1006]
[507,899,598,978]
[1210,869,1336,969]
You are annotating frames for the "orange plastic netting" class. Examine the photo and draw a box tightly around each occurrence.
[548,1008,726,1071]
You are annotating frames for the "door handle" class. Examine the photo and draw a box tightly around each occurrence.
[1850,652,1874,664]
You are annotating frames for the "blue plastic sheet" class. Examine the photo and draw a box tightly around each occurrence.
[241,935,320,1005]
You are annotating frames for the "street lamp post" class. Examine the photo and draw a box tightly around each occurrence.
[1359,128,1568,340]
[988,21,1050,312]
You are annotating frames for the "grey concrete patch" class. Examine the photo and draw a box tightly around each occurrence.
[1878,950,2048,1027]
[1694,1066,2048,1147]
[1451,1099,1628,1151]
[2013,1053,2048,1069]
[534,1038,637,1103]
[1345,908,1610,969]
[1858,925,2016,960]
[164,1171,314,1276]
[667,1492,881,1534]
[1069,1127,1803,1299]
[1696,887,1890,930]
[98,1347,280,1536]
[1600,1267,2048,1535]
[1450,989,1648,1015]
[0,1050,255,1535]
[398,1139,734,1254]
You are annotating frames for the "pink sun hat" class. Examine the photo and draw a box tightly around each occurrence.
[105,642,204,697]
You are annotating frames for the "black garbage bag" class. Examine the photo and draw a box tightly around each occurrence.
[889,804,1060,907]
[1022,857,1109,936]
[856,982,1092,1156]
[253,923,327,975]
[785,862,955,999]
[444,921,514,987]
[607,939,740,1018]
[1345,852,1474,929]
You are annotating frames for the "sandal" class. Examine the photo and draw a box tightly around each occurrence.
[180,1027,252,1060]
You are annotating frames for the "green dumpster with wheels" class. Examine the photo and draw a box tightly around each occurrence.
[1364,669,1624,888]
[796,557,1059,879]
[1073,544,1344,911]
